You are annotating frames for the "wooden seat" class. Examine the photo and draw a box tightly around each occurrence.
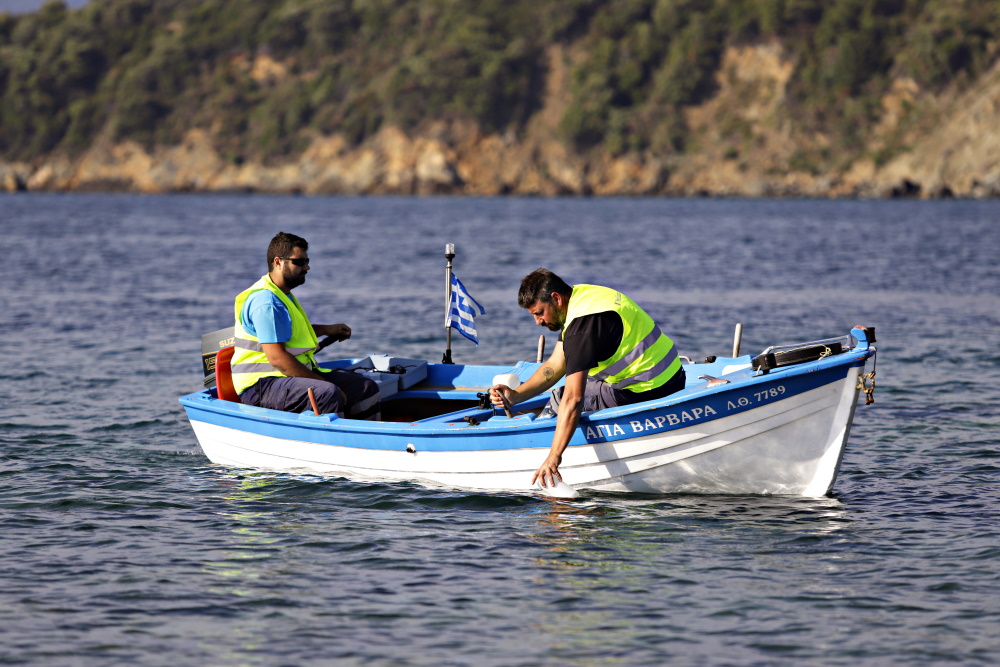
[215,346,241,403]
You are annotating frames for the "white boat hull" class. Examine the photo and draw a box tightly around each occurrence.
[188,366,862,496]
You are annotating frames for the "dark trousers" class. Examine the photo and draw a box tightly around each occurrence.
[240,370,381,418]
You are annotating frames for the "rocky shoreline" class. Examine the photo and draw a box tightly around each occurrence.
[5,125,998,199]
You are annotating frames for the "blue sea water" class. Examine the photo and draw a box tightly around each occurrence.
[1,194,998,665]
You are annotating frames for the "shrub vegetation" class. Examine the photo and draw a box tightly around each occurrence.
[1,0,998,165]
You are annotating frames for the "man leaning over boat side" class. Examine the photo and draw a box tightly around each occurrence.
[230,231,381,419]
[490,268,686,488]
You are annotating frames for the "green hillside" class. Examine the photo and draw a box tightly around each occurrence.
[2,0,998,170]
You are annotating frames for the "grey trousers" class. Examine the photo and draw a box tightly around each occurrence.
[547,369,686,414]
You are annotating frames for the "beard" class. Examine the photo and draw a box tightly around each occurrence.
[285,269,306,289]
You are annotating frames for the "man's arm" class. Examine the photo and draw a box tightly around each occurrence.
[261,343,330,381]
[531,369,586,488]
[490,341,566,407]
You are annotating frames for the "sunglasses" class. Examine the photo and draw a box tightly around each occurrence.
[280,256,310,267]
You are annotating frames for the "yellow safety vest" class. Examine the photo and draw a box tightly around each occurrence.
[563,284,681,393]
[231,274,322,394]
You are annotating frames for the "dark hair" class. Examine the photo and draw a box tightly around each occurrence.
[518,268,572,308]
[267,232,308,270]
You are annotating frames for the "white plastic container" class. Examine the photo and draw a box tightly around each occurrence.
[535,479,581,499]
[492,373,521,390]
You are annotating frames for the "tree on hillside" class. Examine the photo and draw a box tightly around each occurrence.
[1,0,997,168]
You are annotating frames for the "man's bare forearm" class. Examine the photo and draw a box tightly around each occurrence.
[502,342,567,406]
[531,370,586,486]
[511,363,562,403]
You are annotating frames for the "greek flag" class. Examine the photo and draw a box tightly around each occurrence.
[446,273,486,345]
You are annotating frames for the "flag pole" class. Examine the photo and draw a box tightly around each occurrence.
[443,243,455,364]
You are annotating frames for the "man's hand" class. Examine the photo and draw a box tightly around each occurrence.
[316,323,351,342]
[489,384,518,409]
[532,454,562,488]
[314,324,351,352]
[530,369,585,489]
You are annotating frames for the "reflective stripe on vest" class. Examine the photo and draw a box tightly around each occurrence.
[563,284,681,393]
[591,325,680,387]
[233,336,313,356]
[231,274,319,393]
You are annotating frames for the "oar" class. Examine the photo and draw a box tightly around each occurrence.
[497,388,515,419]
[492,373,520,418]
[315,336,337,354]
[315,328,350,354]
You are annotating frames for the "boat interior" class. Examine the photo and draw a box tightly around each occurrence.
[199,329,865,424]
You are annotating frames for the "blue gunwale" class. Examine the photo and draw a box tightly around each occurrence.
[179,333,874,453]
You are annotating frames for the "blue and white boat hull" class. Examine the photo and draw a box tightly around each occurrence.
[180,327,876,496]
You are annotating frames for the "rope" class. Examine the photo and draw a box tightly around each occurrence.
[855,352,877,405]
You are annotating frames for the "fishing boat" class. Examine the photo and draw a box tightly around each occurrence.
[178,325,877,497]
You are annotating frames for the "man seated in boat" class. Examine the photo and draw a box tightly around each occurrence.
[231,232,381,419]
[491,268,685,488]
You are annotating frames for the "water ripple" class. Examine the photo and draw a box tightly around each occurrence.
[1,196,999,665]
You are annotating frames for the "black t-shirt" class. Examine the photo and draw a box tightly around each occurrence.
[560,310,685,404]
[560,311,623,376]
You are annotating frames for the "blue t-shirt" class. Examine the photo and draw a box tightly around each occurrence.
[240,290,292,344]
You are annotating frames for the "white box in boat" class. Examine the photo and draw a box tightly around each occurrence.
[348,356,428,391]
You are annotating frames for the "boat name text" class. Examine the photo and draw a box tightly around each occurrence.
[585,405,719,440]
[582,385,787,440]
